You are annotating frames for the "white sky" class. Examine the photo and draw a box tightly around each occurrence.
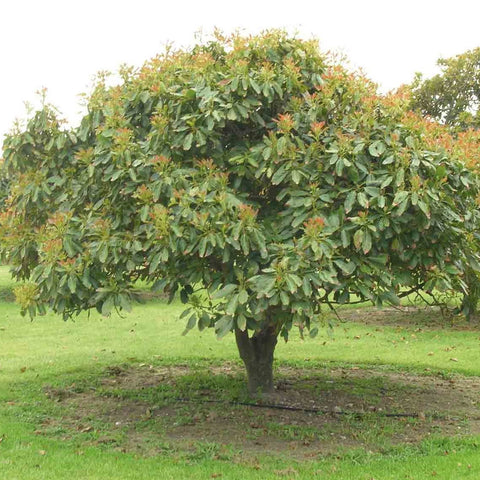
[1,0,479,143]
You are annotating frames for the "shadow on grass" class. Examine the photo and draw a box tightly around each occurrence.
[11,360,480,462]
[0,286,15,302]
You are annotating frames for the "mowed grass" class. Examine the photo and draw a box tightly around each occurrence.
[1,265,480,479]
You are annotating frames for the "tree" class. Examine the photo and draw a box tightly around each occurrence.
[410,47,480,130]
[1,31,479,395]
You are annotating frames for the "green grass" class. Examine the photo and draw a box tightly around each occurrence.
[1,265,480,479]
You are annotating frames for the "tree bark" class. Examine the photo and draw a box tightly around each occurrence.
[235,325,278,396]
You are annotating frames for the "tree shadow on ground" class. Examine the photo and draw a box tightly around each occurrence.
[38,363,480,461]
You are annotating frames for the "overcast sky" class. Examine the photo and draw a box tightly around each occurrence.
[1,0,479,143]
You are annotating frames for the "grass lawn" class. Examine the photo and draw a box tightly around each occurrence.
[1,265,480,479]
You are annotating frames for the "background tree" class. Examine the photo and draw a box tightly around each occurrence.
[410,48,480,316]
[410,47,480,131]
[1,32,480,395]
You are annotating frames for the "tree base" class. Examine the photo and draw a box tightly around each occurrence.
[235,326,278,396]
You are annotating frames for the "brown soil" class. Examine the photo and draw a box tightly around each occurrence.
[339,305,480,331]
[40,363,480,460]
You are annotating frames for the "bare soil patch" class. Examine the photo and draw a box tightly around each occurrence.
[339,306,480,331]
[40,363,480,460]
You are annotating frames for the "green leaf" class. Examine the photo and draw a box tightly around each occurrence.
[302,277,312,296]
[183,133,193,151]
[365,187,380,198]
[236,314,247,331]
[98,243,108,263]
[81,271,92,288]
[395,168,405,187]
[180,307,193,319]
[335,158,345,176]
[368,140,386,157]
[128,168,138,182]
[289,274,303,287]
[344,191,356,213]
[238,289,249,304]
[395,197,410,216]
[55,134,66,149]
[380,176,393,189]
[139,91,151,103]
[225,293,239,315]
[466,254,480,273]
[309,327,319,339]
[392,190,409,206]
[250,78,261,94]
[182,313,197,335]
[240,235,249,255]
[353,229,364,250]
[211,284,238,299]
[357,192,369,208]
[280,290,290,305]
[67,276,77,294]
[101,296,114,316]
[334,259,356,275]
[227,109,237,120]
[284,275,298,294]
[149,252,162,274]
[405,136,415,148]
[382,290,401,306]
[337,290,350,304]
[184,89,196,101]
[369,254,388,266]
[272,166,287,185]
[215,315,233,339]
[444,264,460,275]
[198,312,211,331]
[418,200,430,218]
[198,237,207,258]
[140,205,150,222]
[362,230,372,254]
[249,275,276,295]
[180,289,189,304]
[291,170,301,184]
[436,165,447,179]
[63,237,76,256]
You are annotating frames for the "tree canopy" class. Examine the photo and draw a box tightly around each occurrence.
[1,31,480,394]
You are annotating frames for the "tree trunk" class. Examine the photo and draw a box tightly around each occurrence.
[235,325,278,396]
